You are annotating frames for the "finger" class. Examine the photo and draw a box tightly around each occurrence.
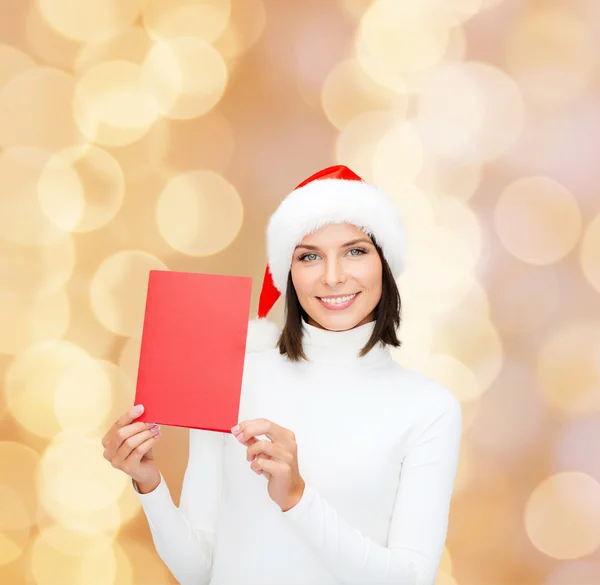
[104,421,159,460]
[121,433,161,472]
[110,405,146,436]
[247,439,287,462]
[251,456,284,477]
[110,426,161,467]
[238,419,294,448]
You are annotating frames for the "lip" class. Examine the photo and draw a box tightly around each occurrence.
[317,292,360,311]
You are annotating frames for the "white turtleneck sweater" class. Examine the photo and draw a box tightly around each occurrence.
[133,320,462,585]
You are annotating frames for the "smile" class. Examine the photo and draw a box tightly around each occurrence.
[317,292,360,310]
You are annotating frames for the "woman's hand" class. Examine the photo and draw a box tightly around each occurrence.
[102,404,163,493]
[232,419,305,512]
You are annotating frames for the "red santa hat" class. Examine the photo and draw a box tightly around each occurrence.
[247,164,406,352]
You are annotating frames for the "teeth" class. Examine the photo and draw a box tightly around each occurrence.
[320,293,357,304]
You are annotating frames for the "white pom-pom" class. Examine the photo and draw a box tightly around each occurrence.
[245,318,281,353]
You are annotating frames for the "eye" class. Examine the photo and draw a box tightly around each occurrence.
[299,252,318,262]
[348,248,366,256]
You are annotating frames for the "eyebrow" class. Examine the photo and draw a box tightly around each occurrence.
[294,238,373,251]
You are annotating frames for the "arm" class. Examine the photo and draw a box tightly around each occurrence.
[280,394,462,585]
[133,428,224,585]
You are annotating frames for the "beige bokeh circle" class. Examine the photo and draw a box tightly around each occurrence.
[0,44,36,92]
[321,58,408,131]
[30,525,117,585]
[4,340,92,439]
[580,213,600,294]
[494,176,582,265]
[416,61,524,163]
[142,37,228,120]
[73,60,160,147]
[37,145,125,233]
[38,0,139,43]
[142,0,231,44]
[525,472,600,559]
[156,170,244,256]
[0,67,85,151]
[536,322,600,416]
[90,250,168,337]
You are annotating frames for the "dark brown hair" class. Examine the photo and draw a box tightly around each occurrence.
[277,235,402,361]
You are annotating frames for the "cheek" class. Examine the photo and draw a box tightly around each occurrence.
[291,265,312,298]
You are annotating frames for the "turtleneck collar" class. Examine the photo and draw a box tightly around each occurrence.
[300,319,392,366]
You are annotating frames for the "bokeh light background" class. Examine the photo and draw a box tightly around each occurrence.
[1,0,600,583]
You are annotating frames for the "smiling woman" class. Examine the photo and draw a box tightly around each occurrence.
[122,164,463,585]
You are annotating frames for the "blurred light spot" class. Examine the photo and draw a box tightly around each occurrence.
[416,62,524,164]
[213,0,266,63]
[156,170,244,256]
[435,309,503,393]
[554,416,600,484]
[335,109,399,181]
[4,340,91,438]
[38,0,139,43]
[339,0,374,21]
[74,60,160,147]
[495,176,582,265]
[423,354,481,403]
[38,145,125,233]
[525,472,600,559]
[25,1,81,70]
[0,442,40,528]
[0,44,36,92]
[74,26,153,75]
[390,308,434,371]
[322,59,407,131]
[0,234,75,296]
[119,336,142,383]
[580,213,600,294]
[434,570,458,585]
[30,525,117,585]
[506,8,595,109]
[112,538,173,584]
[0,287,70,356]
[54,359,113,432]
[537,322,600,416]
[40,432,128,513]
[0,67,85,151]
[545,561,600,585]
[422,0,482,27]
[488,258,559,337]
[372,121,424,186]
[0,484,30,565]
[357,0,450,92]
[142,37,228,120]
[90,250,167,337]
[142,0,231,44]
[0,148,68,245]
[439,546,453,574]
[416,155,482,203]
[432,197,483,262]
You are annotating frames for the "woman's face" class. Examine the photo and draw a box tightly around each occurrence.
[290,222,383,331]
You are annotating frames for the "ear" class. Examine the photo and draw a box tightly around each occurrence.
[245,318,281,353]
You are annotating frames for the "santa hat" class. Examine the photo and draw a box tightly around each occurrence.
[246,165,406,352]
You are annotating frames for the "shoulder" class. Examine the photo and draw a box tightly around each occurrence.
[387,361,462,420]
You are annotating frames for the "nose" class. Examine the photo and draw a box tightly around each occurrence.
[321,256,347,288]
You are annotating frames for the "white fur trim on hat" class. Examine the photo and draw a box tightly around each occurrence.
[245,318,281,353]
[266,178,406,294]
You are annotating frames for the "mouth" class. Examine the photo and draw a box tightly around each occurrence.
[316,292,360,311]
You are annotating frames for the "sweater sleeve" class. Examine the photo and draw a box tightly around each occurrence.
[132,428,225,585]
[280,395,462,585]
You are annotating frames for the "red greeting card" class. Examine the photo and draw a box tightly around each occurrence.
[133,270,252,433]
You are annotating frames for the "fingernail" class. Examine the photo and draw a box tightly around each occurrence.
[134,404,144,414]
[231,425,240,434]
[151,425,160,434]
[145,422,154,426]
[235,432,244,442]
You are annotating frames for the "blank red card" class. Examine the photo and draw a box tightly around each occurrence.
[133,270,252,433]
